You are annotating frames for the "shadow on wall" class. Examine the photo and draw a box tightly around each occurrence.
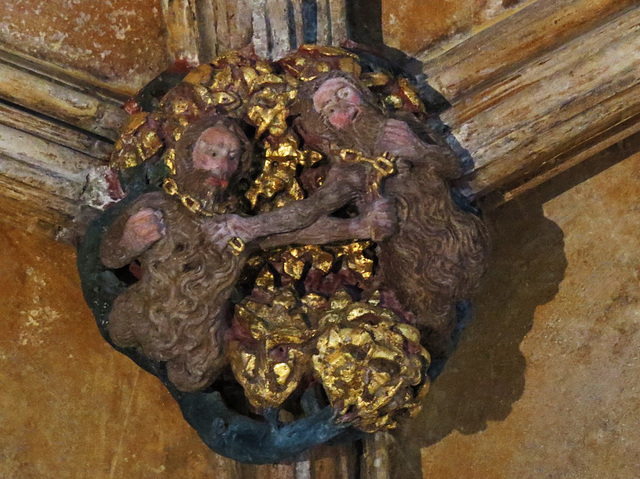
[387,134,640,479]
[388,191,567,479]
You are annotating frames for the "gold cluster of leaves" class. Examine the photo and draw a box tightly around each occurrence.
[173,51,300,141]
[279,245,335,281]
[327,241,375,280]
[229,288,321,410]
[279,44,362,82]
[111,112,164,170]
[247,240,374,297]
[229,288,430,430]
[110,50,301,171]
[286,242,373,282]
[312,291,431,432]
[245,134,323,210]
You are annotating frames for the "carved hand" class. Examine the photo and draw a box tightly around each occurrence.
[359,198,398,242]
[120,208,166,253]
[203,214,255,251]
[375,119,428,159]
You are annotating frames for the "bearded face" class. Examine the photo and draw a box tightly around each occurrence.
[313,77,363,129]
[296,76,387,158]
[192,126,242,183]
[171,122,249,212]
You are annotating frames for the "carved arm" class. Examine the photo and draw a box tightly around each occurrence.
[204,163,370,248]
[100,192,167,269]
[258,198,397,249]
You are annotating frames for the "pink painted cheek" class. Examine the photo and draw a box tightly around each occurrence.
[313,84,337,112]
[193,150,225,173]
[207,158,227,175]
[192,150,207,170]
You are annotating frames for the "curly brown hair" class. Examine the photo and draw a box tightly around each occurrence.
[105,116,253,391]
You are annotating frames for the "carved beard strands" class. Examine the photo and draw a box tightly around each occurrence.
[106,196,244,392]
[331,105,388,156]
[170,168,229,214]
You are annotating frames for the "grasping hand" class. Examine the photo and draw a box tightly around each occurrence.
[203,214,255,252]
[358,198,398,242]
[120,208,166,253]
[376,119,427,159]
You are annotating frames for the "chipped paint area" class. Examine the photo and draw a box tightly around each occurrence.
[17,267,61,346]
[81,165,125,210]
[0,0,170,92]
[19,306,61,346]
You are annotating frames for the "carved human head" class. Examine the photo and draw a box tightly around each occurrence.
[293,71,380,152]
[312,77,363,129]
[164,115,253,213]
[173,116,251,190]
[192,125,243,183]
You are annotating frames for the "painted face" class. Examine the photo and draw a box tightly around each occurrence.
[192,126,242,184]
[313,78,362,129]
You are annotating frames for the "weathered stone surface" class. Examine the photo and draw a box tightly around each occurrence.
[0,0,170,95]
[420,0,638,104]
[438,5,640,199]
[381,0,535,57]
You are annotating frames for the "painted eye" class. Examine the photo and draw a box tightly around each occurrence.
[337,87,350,99]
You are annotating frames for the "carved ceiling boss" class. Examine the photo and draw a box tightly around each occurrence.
[78,45,489,463]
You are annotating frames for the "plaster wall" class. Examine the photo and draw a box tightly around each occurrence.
[382,0,536,57]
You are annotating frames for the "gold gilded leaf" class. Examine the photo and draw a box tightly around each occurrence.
[338,57,361,76]
[398,77,426,112]
[384,94,404,110]
[122,112,148,135]
[183,64,214,85]
[273,362,291,386]
[141,130,163,158]
[362,72,391,87]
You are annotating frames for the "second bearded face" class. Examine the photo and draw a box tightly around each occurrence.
[313,78,363,130]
